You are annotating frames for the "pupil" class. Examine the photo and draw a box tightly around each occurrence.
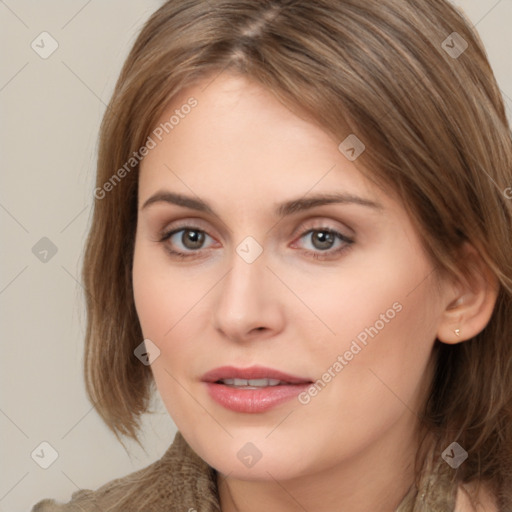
[313,231,334,250]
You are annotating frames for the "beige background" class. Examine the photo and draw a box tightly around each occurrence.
[1,1,511,510]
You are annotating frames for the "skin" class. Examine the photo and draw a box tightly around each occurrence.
[132,73,498,512]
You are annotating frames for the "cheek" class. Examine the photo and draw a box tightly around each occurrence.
[132,238,209,339]
[132,245,202,426]
[304,263,439,432]
[289,241,440,407]
[132,239,215,401]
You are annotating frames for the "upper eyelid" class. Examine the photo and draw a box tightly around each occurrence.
[159,215,353,237]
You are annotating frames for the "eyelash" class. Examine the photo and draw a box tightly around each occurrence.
[158,222,355,261]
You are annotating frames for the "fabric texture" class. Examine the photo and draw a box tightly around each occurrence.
[31,431,457,511]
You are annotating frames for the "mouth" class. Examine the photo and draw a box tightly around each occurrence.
[201,365,312,385]
[201,365,313,413]
[215,377,291,389]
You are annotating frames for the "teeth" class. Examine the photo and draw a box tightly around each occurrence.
[220,378,283,387]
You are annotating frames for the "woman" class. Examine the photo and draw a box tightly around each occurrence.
[32,0,512,510]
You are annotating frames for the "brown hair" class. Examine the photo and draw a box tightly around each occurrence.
[82,0,512,507]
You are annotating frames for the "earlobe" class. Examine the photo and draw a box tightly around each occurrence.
[436,244,499,345]
[437,314,464,344]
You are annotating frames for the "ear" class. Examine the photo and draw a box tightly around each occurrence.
[436,243,499,344]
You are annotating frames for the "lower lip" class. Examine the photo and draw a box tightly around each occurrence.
[204,382,311,413]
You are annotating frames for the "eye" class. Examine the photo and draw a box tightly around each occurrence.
[157,222,354,261]
[160,226,216,257]
[293,227,354,260]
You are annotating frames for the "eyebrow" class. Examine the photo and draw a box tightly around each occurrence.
[141,191,383,216]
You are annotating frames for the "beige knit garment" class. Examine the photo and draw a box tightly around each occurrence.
[31,431,457,512]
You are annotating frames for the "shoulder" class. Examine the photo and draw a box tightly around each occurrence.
[29,463,160,512]
[30,490,100,512]
[454,481,499,512]
[30,431,218,512]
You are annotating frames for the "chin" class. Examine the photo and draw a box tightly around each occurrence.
[190,433,313,481]
[213,454,308,481]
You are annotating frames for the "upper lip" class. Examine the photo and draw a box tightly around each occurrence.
[201,365,312,384]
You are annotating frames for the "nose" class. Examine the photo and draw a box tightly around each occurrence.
[212,246,285,343]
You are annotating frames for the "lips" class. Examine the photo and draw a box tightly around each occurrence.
[202,365,313,413]
[201,365,312,385]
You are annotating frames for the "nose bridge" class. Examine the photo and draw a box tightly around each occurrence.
[213,241,283,339]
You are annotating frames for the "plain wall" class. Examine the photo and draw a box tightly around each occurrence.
[1,1,511,510]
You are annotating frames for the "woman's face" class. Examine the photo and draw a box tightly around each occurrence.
[133,73,453,481]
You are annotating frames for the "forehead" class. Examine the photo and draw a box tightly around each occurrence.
[138,73,384,211]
